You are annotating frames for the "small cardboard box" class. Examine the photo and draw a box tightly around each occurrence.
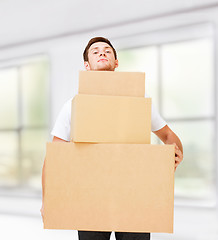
[70,94,151,143]
[79,71,145,97]
[44,142,175,233]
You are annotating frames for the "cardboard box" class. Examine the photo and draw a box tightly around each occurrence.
[79,71,145,97]
[70,94,151,143]
[44,142,175,233]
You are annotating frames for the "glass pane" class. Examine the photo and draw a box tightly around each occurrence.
[0,132,19,186]
[0,68,19,128]
[169,120,215,200]
[21,129,49,189]
[117,46,159,108]
[161,38,214,119]
[20,59,49,127]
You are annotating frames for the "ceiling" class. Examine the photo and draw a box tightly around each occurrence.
[0,0,218,48]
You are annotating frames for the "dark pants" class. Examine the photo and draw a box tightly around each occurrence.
[78,231,150,240]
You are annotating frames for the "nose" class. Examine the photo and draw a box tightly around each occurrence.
[99,52,106,57]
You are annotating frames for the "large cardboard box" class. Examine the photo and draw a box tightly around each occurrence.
[79,71,145,97]
[70,94,151,143]
[44,142,175,233]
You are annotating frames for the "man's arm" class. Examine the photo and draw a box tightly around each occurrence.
[41,136,68,219]
[153,125,183,171]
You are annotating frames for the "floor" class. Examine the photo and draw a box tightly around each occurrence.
[1,196,218,240]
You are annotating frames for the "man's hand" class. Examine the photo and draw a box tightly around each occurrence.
[173,143,183,171]
[40,202,44,221]
[153,125,183,171]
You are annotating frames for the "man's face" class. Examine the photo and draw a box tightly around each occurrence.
[84,42,118,71]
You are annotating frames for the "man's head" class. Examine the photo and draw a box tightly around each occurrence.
[83,37,118,71]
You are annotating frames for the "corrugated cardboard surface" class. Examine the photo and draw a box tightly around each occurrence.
[44,142,175,233]
[70,94,151,143]
[79,71,145,97]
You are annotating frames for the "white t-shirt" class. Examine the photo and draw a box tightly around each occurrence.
[51,94,167,141]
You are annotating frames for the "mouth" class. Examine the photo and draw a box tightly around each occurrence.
[98,59,108,62]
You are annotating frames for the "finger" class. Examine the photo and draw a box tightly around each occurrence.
[175,148,182,156]
[173,143,178,151]
[176,153,183,162]
[175,157,182,164]
[175,150,183,161]
[175,161,180,167]
[175,156,180,161]
[174,164,179,172]
[173,143,179,149]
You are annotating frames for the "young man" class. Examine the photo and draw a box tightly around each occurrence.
[41,37,183,240]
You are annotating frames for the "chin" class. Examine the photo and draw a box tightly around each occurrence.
[98,69,113,71]
[95,66,115,71]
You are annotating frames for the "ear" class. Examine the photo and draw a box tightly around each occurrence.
[115,59,119,69]
[84,61,90,70]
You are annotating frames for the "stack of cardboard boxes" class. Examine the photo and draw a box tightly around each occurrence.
[44,71,175,233]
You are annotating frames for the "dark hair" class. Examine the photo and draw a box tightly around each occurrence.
[83,37,117,61]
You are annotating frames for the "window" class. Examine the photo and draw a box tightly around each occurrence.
[117,38,215,203]
[0,56,49,195]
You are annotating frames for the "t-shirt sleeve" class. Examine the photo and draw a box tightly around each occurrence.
[145,93,167,132]
[51,99,72,141]
[151,103,167,132]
